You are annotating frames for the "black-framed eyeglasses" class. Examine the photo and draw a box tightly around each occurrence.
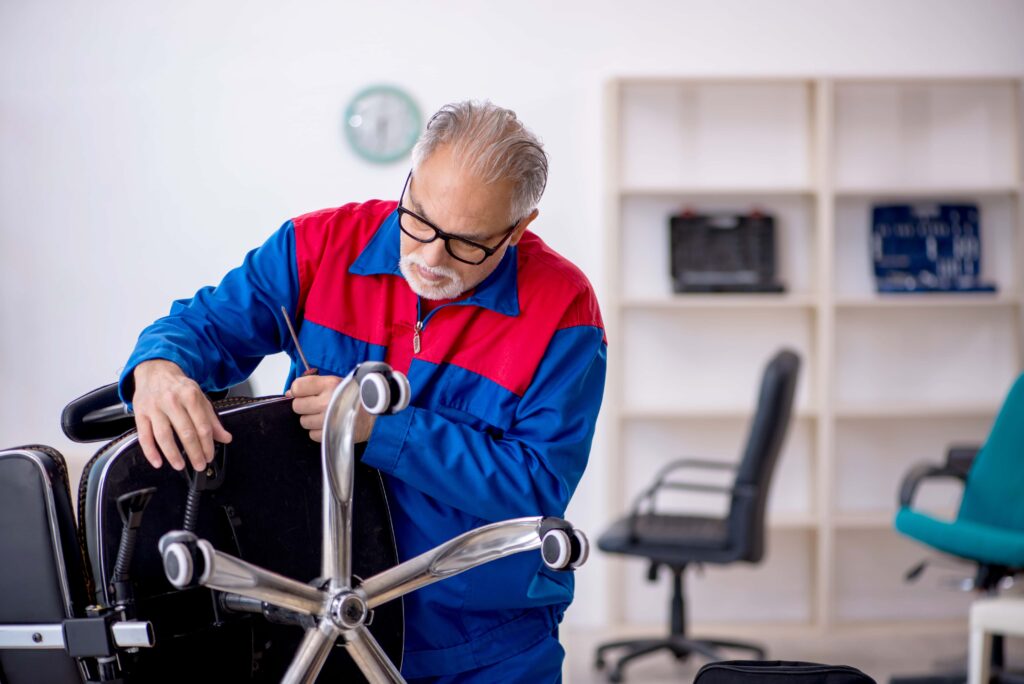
[397,172,518,265]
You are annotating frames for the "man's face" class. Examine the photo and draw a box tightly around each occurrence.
[398,145,535,300]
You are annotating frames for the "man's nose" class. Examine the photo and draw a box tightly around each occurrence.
[422,238,448,267]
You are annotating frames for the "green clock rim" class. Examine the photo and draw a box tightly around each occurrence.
[343,84,423,164]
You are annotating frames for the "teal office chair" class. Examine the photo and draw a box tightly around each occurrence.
[892,373,1024,684]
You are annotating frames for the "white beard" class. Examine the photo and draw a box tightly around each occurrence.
[399,253,465,300]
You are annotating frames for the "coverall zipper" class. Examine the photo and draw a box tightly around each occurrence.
[413,298,463,354]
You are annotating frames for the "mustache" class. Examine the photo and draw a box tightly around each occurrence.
[400,253,459,280]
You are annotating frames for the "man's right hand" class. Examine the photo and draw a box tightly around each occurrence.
[131,359,233,471]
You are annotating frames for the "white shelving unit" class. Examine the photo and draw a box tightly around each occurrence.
[604,77,1024,631]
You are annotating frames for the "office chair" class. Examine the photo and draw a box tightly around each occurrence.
[594,349,801,683]
[891,373,1024,684]
[0,364,590,683]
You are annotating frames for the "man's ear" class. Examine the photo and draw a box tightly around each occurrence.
[509,209,539,246]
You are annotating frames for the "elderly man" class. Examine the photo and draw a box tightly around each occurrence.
[120,100,606,682]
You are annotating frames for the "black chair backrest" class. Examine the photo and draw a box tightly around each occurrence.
[728,349,801,563]
[0,446,90,684]
[78,396,403,682]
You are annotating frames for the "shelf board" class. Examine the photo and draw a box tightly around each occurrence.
[834,509,957,530]
[622,407,817,420]
[834,185,1019,198]
[835,404,1000,419]
[619,185,814,198]
[622,295,1019,310]
[835,294,1018,309]
[768,512,818,530]
[621,294,817,310]
[833,511,896,529]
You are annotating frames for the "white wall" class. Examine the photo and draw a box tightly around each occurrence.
[2,0,1023,629]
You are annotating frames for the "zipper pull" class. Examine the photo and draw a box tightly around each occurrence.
[413,320,423,354]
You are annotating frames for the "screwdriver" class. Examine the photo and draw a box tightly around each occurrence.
[280,305,318,376]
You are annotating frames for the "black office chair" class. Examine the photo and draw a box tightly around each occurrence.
[0,366,590,683]
[594,349,802,682]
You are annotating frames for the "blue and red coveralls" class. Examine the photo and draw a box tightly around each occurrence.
[119,200,607,681]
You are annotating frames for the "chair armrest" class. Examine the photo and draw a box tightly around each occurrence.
[61,383,136,443]
[647,457,736,492]
[62,382,241,443]
[656,458,737,478]
[898,461,968,508]
[631,459,732,507]
[625,457,746,542]
[655,482,756,497]
[656,482,734,496]
[945,445,980,479]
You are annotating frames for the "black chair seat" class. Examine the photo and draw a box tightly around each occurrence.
[599,514,737,565]
[0,447,90,684]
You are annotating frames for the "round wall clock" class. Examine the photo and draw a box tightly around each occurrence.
[343,85,422,164]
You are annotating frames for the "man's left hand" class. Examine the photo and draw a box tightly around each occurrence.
[287,374,375,443]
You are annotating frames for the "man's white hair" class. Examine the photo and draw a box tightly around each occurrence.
[411,100,548,223]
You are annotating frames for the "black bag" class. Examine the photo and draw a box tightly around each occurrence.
[695,660,876,684]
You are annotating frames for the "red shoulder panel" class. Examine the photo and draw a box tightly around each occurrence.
[295,200,410,347]
[415,232,605,395]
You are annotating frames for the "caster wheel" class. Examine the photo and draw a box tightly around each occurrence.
[594,656,606,670]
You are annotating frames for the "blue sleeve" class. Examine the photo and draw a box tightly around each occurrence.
[118,221,300,404]
[362,325,607,521]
